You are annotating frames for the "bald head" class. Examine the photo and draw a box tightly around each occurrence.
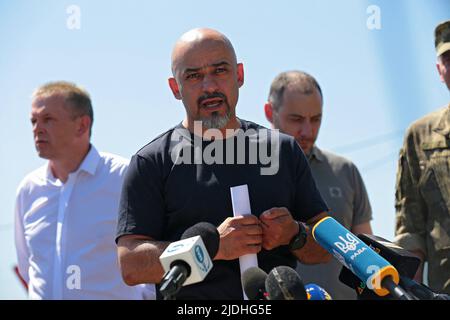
[171,28,237,77]
[168,28,244,132]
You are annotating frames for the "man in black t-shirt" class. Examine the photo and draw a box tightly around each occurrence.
[116,28,331,299]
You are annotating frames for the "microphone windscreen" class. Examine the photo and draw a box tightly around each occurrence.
[265,266,307,300]
[305,283,333,300]
[181,222,220,258]
[242,267,268,300]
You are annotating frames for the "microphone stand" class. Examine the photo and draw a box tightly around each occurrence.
[381,276,413,300]
[159,265,188,300]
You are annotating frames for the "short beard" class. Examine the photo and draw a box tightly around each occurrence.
[200,107,232,129]
[196,91,234,129]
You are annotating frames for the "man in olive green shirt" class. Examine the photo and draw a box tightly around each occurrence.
[264,70,373,299]
[395,20,450,295]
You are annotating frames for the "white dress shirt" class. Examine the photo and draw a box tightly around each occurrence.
[14,145,155,299]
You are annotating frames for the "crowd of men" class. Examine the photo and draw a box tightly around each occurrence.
[14,20,450,299]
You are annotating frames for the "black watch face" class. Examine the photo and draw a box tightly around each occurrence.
[290,224,306,250]
[289,235,303,250]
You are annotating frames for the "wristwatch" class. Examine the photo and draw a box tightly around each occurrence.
[288,221,307,251]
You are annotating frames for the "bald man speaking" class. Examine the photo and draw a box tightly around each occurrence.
[115,28,331,299]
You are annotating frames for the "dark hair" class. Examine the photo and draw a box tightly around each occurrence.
[268,71,323,111]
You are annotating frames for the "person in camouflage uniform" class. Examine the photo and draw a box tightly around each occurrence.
[395,20,450,295]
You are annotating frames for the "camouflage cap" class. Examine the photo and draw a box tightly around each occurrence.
[435,20,450,57]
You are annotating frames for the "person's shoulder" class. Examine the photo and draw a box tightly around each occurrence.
[240,118,268,131]
[319,148,356,168]
[240,118,297,145]
[402,105,449,151]
[98,151,130,172]
[407,105,448,135]
[16,165,48,195]
[135,124,181,159]
[318,147,363,177]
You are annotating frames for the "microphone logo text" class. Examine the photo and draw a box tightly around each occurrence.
[167,243,185,253]
[334,233,360,253]
[194,245,210,273]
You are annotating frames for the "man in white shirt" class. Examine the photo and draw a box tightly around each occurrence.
[14,81,154,299]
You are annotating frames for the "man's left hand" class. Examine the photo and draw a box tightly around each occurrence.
[259,207,298,250]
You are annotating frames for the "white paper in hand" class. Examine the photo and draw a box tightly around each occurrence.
[230,184,259,300]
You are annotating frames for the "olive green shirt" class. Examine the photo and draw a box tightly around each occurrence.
[296,146,373,300]
[395,105,450,295]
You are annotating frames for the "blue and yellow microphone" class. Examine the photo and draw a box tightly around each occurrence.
[305,284,332,300]
[312,217,411,299]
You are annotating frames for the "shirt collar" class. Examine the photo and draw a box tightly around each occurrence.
[45,144,100,180]
[78,144,101,176]
[433,104,450,137]
[308,145,325,162]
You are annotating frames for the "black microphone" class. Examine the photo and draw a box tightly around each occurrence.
[359,234,421,277]
[159,222,220,299]
[400,276,450,300]
[265,266,308,300]
[241,267,268,300]
[181,222,221,255]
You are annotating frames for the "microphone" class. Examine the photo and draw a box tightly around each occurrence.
[159,222,220,299]
[400,276,450,300]
[357,234,421,277]
[241,267,268,300]
[339,234,420,299]
[312,217,411,300]
[305,284,333,300]
[265,266,307,300]
[339,234,450,300]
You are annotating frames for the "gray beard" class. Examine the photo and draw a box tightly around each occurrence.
[199,109,232,129]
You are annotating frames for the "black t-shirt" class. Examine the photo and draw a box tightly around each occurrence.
[116,119,328,299]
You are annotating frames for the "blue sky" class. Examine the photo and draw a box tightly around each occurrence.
[1,0,449,299]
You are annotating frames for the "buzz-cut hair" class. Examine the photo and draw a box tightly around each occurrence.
[268,70,323,112]
[33,81,94,136]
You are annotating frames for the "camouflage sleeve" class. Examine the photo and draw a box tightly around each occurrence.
[394,130,428,257]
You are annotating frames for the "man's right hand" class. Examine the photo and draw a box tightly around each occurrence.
[214,215,263,260]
